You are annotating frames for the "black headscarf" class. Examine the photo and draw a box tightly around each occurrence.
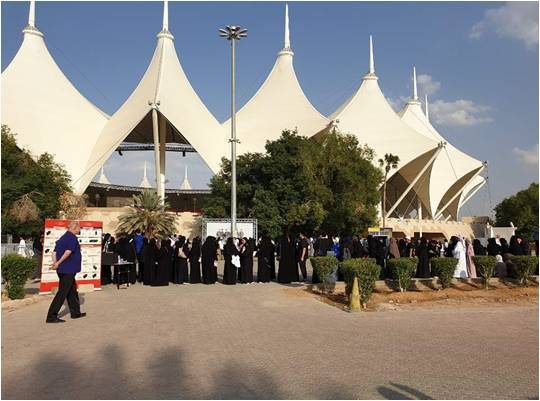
[509,236,524,255]
[190,237,202,261]
[473,239,486,256]
[202,236,218,254]
[445,236,459,257]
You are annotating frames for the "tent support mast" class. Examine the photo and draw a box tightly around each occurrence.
[151,105,163,204]
[418,196,422,237]
[159,114,166,202]
[385,142,444,218]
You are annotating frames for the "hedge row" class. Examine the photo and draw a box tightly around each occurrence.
[309,255,539,309]
[1,254,37,300]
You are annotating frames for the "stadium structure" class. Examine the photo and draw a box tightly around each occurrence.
[1,1,490,236]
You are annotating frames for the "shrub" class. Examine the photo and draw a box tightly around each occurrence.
[1,254,37,299]
[430,257,458,289]
[340,258,381,308]
[388,257,418,292]
[510,256,539,286]
[309,256,338,293]
[473,255,497,289]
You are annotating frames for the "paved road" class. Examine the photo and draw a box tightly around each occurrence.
[2,280,538,399]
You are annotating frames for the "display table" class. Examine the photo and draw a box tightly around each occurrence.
[113,261,134,289]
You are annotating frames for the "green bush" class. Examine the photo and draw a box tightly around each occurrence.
[1,254,37,299]
[473,255,497,289]
[340,258,381,308]
[430,257,458,289]
[388,257,418,292]
[510,256,539,286]
[309,256,338,293]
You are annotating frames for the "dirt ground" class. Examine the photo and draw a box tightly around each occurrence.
[285,281,539,312]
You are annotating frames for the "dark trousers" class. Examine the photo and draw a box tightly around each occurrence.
[298,259,307,281]
[46,273,81,319]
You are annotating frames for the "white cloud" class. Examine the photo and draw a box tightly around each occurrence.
[417,74,441,96]
[430,99,493,127]
[513,144,539,165]
[389,71,493,128]
[471,2,539,49]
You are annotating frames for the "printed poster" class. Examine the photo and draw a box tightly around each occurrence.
[39,219,102,294]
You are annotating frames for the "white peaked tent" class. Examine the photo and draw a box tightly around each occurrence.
[97,166,111,185]
[1,1,109,194]
[399,67,485,219]
[81,0,227,199]
[222,4,328,155]
[316,37,442,219]
[180,165,192,190]
[139,162,152,188]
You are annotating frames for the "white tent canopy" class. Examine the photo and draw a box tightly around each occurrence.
[222,4,328,156]
[1,0,109,194]
[399,68,485,219]
[81,0,227,198]
[316,37,441,218]
[2,2,488,220]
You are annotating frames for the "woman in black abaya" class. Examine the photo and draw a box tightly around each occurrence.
[239,237,254,283]
[509,235,524,255]
[223,237,239,285]
[201,236,218,284]
[486,238,500,256]
[172,236,189,284]
[473,239,486,256]
[499,238,509,255]
[189,237,202,284]
[141,238,157,285]
[153,239,172,286]
[115,236,138,284]
[256,235,275,283]
[278,233,298,284]
[415,237,430,278]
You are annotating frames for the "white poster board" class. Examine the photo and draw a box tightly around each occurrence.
[40,219,102,294]
[202,218,258,243]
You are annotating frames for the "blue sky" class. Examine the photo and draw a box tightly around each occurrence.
[2,1,538,218]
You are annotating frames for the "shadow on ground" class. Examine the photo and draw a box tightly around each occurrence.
[2,343,359,399]
[377,382,433,400]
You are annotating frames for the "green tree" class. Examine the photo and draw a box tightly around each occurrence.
[378,153,400,228]
[204,130,382,238]
[116,189,176,239]
[308,132,382,235]
[1,125,72,238]
[494,183,538,239]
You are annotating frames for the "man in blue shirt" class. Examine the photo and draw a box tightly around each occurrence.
[46,221,86,323]
[133,230,145,282]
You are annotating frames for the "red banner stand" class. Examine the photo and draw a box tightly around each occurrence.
[39,219,103,295]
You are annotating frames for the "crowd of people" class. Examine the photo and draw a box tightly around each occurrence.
[99,230,537,287]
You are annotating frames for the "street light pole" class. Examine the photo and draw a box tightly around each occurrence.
[230,34,237,239]
[219,25,247,238]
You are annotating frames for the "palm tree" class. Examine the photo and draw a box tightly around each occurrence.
[116,189,176,239]
[378,153,400,228]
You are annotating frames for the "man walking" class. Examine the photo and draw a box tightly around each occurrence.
[46,221,86,323]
